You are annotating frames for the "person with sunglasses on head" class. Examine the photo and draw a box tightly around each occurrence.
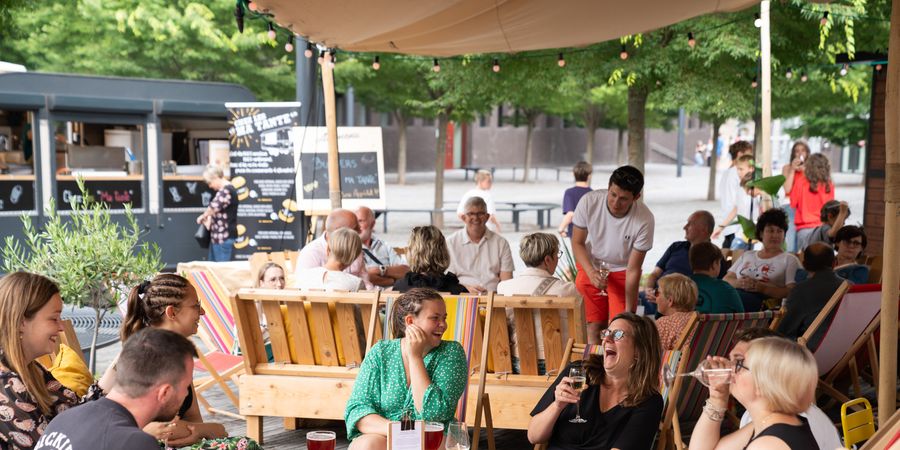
[447,196,514,294]
[528,312,663,450]
[571,165,654,344]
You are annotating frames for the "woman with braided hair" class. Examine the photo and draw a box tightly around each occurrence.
[99,274,231,448]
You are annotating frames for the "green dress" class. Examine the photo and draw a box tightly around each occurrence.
[344,338,468,441]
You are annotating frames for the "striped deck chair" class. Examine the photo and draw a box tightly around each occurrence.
[802,284,884,405]
[666,310,781,450]
[185,268,245,420]
[376,292,491,450]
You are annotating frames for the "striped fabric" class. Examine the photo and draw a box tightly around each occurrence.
[660,349,681,408]
[582,344,603,360]
[187,270,239,355]
[674,311,777,428]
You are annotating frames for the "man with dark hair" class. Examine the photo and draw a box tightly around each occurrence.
[36,329,198,450]
[689,242,743,314]
[557,161,593,237]
[715,141,754,248]
[572,165,654,343]
[777,242,844,348]
[728,328,842,450]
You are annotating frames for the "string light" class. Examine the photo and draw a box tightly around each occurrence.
[751,76,758,88]
[234,3,244,33]
[372,56,381,70]
[876,64,883,71]
[820,11,829,26]
[304,42,314,58]
[285,35,294,53]
[557,53,566,67]
[619,45,628,60]
[785,68,793,79]
[267,22,276,40]
[432,58,441,72]
[317,49,325,65]
[687,32,696,48]
[247,1,258,11]
[492,59,501,73]
[800,72,808,82]
[839,64,848,76]
[754,13,762,28]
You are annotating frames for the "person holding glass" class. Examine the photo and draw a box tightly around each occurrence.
[527,312,664,450]
[689,337,818,450]
[344,288,468,450]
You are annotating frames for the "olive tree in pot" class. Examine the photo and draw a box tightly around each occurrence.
[1,179,162,372]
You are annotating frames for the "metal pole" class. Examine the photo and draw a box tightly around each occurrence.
[346,86,356,126]
[296,37,318,125]
[760,0,772,177]
[676,107,685,177]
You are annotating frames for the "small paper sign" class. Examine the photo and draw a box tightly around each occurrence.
[387,420,424,450]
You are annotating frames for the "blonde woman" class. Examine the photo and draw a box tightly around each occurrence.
[256,262,286,289]
[654,273,698,351]
[393,226,467,294]
[196,164,238,262]
[0,272,78,449]
[294,227,365,291]
[690,337,818,449]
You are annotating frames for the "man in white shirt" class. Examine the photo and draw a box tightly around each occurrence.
[355,206,409,288]
[713,141,754,248]
[729,328,843,450]
[456,169,502,232]
[571,165,654,343]
[447,196,514,293]
[296,208,372,289]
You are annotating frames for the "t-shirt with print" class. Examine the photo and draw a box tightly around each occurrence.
[728,251,801,288]
[34,397,158,450]
[571,189,655,271]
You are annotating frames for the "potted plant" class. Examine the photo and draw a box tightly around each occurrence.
[2,178,162,371]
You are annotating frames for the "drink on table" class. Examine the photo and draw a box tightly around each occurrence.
[307,431,336,450]
[425,421,445,450]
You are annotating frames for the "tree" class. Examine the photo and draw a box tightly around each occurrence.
[2,179,162,372]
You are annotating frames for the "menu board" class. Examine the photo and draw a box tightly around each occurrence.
[226,102,303,260]
[0,179,36,213]
[56,179,143,211]
[163,178,216,209]
[295,127,386,211]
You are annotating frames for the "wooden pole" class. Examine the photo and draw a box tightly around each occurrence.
[759,0,772,178]
[878,0,900,427]
[321,51,342,210]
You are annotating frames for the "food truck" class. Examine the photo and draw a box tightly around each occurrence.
[0,72,257,267]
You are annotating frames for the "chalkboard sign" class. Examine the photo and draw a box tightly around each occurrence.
[299,152,381,201]
[0,179,36,213]
[163,179,216,209]
[56,179,143,211]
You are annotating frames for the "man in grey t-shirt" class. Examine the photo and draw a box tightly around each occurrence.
[35,329,198,450]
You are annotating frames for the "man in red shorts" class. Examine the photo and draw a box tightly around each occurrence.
[571,165,655,343]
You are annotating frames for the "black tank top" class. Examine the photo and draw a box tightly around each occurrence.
[744,416,818,449]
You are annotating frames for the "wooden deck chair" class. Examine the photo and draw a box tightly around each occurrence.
[375,292,491,450]
[664,310,782,450]
[185,269,245,420]
[842,398,876,449]
[796,281,851,350]
[804,284,884,405]
[232,288,380,444]
[860,407,900,450]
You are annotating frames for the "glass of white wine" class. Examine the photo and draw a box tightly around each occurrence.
[662,359,734,388]
[568,365,587,424]
[445,421,469,450]
[597,261,610,296]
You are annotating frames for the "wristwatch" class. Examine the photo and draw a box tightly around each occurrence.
[379,265,386,277]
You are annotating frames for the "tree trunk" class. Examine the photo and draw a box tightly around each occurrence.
[616,128,627,165]
[523,113,536,182]
[433,113,449,229]
[395,111,408,185]
[707,118,723,201]
[627,85,649,173]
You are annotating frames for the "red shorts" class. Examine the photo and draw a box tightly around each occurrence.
[575,263,628,324]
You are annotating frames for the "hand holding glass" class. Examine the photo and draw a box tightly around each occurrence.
[597,261,610,296]
[568,365,587,423]
[663,359,734,388]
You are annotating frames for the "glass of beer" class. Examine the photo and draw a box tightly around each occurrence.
[307,431,336,450]
[424,421,445,450]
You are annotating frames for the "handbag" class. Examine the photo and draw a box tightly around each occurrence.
[194,223,211,249]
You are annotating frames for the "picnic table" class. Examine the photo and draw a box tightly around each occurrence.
[376,202,558,233]
[61,306,122,353]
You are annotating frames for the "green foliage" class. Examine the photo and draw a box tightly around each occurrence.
[2,178,163,311]
[0,0,294,100]
[334,56,431,118]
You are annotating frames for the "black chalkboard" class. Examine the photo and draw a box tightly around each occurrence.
[299,152,380,200]
[163,179,216,209]
[0,179,36,212]
[56,179,143,210]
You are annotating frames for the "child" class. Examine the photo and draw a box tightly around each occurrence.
[557,161,593,238]
[294,227,365,291]
[654,273,699,350]
[713,141,754,247]
[731,169,766,250]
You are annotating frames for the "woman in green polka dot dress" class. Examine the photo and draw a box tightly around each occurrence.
[344,288,468,450]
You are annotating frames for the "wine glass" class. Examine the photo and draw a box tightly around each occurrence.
[445,421,469,450]
[568,365,587,424]
[663,359,734,388]
[597,261,610,296]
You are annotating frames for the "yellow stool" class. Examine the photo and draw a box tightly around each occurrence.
[841,398,876,448]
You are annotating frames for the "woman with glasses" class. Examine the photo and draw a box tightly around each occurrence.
[833,225,869,284]
[690,337,818,450]
[393,226,468,295]
[528,312,663,450]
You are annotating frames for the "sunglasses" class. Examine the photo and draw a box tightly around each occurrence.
[600,329,627,341]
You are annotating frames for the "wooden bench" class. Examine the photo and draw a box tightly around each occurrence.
[232,288,381,444]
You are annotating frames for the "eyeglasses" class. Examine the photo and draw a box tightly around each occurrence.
[734,359,750,373]
[600,329,627,341]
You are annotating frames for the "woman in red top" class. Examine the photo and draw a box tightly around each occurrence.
[789,153,834,251]
[781,142,810,252]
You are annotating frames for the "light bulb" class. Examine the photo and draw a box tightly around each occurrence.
[800,72,808,82]
[492,59,500,73]
[785,68,793,79]
[267,23,276,40]
[284,35,294,53]
[754,13,762,28]
[433,58,440,73]
[820,12,829,26]
[751,77,758,88]
[876,64,883,71]
[557,53,566,67]
[840,64,848,76]
[304,43,313,58]
[317,50,325,65]
[620,45,628,60]
[372,56,381,70]
[687,33,696,48]
[248,1,258,11]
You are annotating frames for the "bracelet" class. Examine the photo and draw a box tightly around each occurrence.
[703,399,726,422]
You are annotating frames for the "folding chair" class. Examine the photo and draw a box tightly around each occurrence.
[185,268,245,420]
[859,407,900,450]
[842,398,876,449]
